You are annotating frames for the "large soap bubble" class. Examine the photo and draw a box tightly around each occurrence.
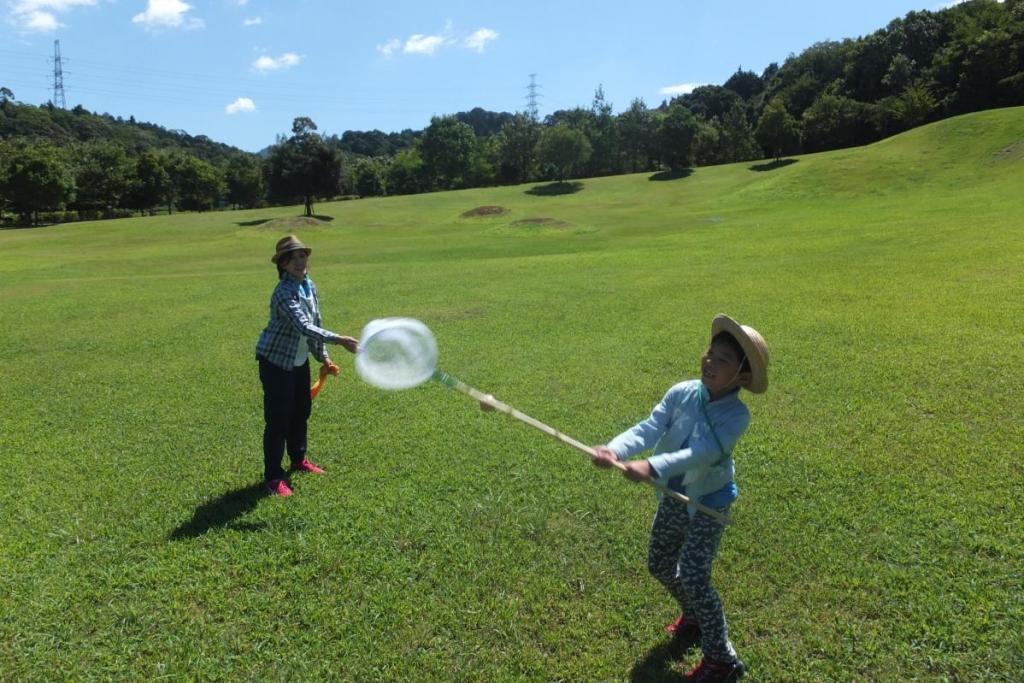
[354,317,439,390]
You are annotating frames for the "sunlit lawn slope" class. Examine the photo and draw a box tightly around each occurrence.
[1,107,1021,681]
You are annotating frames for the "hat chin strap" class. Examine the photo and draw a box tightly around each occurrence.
[729,361,744,385]
[710,360,747,397]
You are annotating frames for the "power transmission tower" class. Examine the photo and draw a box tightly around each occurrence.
[525,73,541,121]
[51,39,67,109]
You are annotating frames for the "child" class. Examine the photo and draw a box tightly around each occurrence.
[591,314,768,682]
[255,235,359,497]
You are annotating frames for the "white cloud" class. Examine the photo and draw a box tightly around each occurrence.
[22,9,59,29]
[252,52,301,72]
[404,33,446,55]
[242,16,261,26]
[12,0,95,11]
[10,0,96,32]
[659,83,703,96]
[225,97,256,114]
[379,24,500,58]
[464,27,498,53]
[235,0,248,5]
[376,38,400,57]
[132,0,204,30]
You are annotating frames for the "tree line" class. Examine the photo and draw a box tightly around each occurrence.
[1,0,1022,225]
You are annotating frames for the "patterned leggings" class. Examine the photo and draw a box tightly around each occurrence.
[647,495,737,662]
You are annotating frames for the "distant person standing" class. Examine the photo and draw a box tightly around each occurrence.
[255,235,358,496]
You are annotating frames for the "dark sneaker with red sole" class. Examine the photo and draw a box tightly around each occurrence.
[666,614,700,639]
[682,656,745,682]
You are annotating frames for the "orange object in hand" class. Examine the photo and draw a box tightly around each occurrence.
[310,363,337,399]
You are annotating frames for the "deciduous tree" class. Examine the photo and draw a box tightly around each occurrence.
[168,153,225,212]
[266,117,342,216]
[350,157,387,197]
[385,147,427,195]
[657,102,699,171]
[719,102,760,162]
[420,116,476,189]
[73,140,132,217]
[536,124,592,183]
[224,155,263,209]
[126,150,170,215]
[723,68,764,100]
[801,92,873,152]
[618,98,658,173]
[755,98,801,161]
[496,113,540,184]
[0,141,74,225]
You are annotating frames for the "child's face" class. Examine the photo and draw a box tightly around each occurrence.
[282,251,308,280]
[701,338,747,397]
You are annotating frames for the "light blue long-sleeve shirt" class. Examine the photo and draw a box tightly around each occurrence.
[607,380,749,516]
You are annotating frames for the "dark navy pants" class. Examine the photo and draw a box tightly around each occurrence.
[258,357,311,481]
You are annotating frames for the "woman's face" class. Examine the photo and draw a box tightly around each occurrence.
[281,250,308,280]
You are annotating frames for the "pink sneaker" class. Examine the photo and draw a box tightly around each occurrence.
[291,458,325,475]
[266,478,293,496]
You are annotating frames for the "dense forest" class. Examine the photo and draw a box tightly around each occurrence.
[1,0,1022,225]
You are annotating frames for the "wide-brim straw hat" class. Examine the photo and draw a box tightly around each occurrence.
[271,235,312,263]
[711,314,769,394]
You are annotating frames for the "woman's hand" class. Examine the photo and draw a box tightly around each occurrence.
[335,336,359,353]
[590,445,619,468]
[323,361,341,377]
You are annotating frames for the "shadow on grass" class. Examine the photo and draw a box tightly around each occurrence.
[1,221,68,230]
[749,158,798,172]
[525,181,583,196]
[630,634,700,683]
[648,168,693,181]
[169,482,269,540]
[235,214,334,227]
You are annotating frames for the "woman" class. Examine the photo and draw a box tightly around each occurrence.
[255,235,358,496]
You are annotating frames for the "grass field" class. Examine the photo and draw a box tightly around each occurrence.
[1,107,1022,682]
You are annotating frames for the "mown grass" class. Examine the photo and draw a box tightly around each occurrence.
[1,108,1022,681]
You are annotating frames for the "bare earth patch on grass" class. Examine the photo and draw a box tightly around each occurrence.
[994,140,1024,160]
[461,205,510,218]
[510,217,572,229]
[260,216,330,230]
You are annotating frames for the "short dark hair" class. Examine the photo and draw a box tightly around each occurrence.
[276,251,292,278]
[712,332,751,373]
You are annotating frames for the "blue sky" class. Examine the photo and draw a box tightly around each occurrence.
[2,1,968,152]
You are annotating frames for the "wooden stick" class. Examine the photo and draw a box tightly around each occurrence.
[432,370,733,525]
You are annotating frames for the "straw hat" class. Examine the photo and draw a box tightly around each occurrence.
[271,235,312,263]
[711,314,769,394]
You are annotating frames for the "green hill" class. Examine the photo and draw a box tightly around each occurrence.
[0,101,247,165]
[0,107,1021,681]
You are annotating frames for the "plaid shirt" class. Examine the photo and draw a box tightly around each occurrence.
[255,275,338,369]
